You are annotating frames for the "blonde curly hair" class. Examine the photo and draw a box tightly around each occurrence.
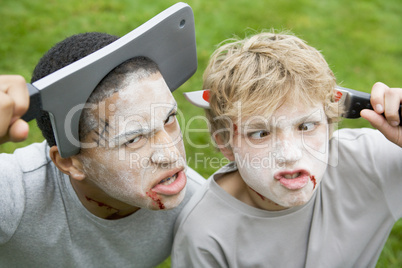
[203,31,342,145]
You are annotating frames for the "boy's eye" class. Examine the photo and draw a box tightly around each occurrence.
[125,136,142,146]
[249,130,270,139]
[164,113,177,125]
[298,122,317,132]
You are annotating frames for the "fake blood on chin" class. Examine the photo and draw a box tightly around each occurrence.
[310,175,317,189]
[146,191,165,210]
[146,170,187,210]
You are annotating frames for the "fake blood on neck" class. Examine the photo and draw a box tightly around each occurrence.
[146,191,165,210]
[85,196,119,212]
[249,187,281,207]
[249,187,265,201]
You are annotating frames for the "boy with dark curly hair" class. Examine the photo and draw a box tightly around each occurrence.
[0,32,203,267]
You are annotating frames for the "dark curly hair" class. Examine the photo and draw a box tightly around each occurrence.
[31,32,159,148]
[32,32,119,147]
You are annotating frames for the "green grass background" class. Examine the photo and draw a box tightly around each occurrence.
[1,0,401,267]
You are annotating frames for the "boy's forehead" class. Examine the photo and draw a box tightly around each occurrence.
[99,96,176,122]
[103,73,174,111]
[91,74,176,130]
[239,102,325,128]
[119,72,171,98]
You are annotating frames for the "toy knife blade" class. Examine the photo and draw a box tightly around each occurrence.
[20,2,197,158]
[183,90,210,109]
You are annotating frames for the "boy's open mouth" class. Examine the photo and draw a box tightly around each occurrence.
[283,172,302,179]
[151,170,187,196]
[158,173,178,186]
[274,170,310,190]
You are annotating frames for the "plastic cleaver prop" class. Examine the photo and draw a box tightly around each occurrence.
[21,2,197,158]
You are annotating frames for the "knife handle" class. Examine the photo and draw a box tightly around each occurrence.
[21,83,42,122]
[342,87,402,126]
[343,90,372,118]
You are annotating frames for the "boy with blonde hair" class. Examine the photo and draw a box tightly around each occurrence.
[172,32,402,267]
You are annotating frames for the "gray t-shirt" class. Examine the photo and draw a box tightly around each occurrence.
[0,141,205,267]
[172,128,402,268]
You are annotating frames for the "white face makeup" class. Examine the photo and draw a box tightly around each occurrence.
[231,100,329,209]
[78,72,187,211]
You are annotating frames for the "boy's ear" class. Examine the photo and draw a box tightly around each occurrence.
[214,134,235,161]
[49,146,86,181]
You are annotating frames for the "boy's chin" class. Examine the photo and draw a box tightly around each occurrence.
[148,189,186,211]
[278,195,314,208]
[276,182,319,208]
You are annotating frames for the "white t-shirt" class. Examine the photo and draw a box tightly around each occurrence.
[172,128,402,268]
[0,141,205,267]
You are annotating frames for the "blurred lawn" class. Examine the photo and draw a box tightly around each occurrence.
[1,0,401,267]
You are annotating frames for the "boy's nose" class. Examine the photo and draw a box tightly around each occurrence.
[150,130,181,164]
[275,139,302,164]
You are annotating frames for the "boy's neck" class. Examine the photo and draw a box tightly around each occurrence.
[216,170,287,211]
[69,177,140,220]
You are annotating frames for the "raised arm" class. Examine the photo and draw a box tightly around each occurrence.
[361,82,402,147]
[0,75,30,144]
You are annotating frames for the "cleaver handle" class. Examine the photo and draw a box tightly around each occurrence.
[21,83,42,122]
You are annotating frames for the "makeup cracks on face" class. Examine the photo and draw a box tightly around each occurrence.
[92,118,112,148]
